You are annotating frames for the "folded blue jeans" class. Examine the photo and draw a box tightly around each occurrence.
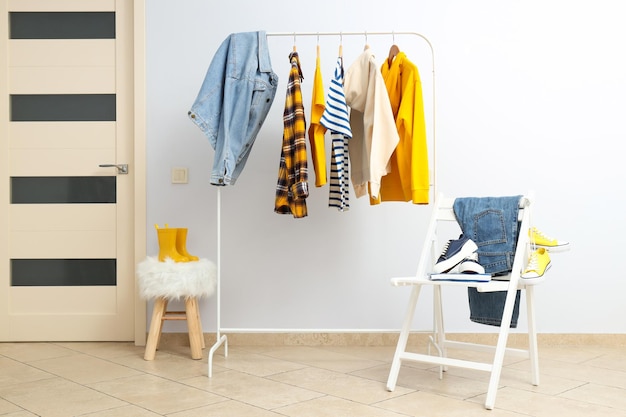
[453,196,522,328]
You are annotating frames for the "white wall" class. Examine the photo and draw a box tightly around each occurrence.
[146,0,626,334]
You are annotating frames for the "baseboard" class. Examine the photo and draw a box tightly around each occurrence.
[154,332,626,348]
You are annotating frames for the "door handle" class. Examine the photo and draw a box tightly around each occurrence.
[99,163,129,175]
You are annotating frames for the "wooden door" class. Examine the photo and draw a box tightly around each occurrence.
[0,0,143,341]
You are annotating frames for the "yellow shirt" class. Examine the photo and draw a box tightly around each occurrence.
[371,52,429,205]
[308,53,327,187]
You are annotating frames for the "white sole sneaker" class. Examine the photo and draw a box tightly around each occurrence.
[432,238,478,274]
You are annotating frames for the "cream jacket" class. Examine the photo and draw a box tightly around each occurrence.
[344,46,399,199]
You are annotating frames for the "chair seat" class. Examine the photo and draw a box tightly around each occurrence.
[391,274,544,291]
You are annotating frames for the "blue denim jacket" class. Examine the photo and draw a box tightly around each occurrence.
[453,196,522,327]
[188,31,279,186]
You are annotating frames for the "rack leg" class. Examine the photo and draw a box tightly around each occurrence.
[208,334,227,378]
[208,187,227,378]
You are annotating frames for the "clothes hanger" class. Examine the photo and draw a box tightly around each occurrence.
[292,32,297,52]
[387,31,400,67]
[316,33,320,58]
[363,31,370,50]
[338,32,343,57]
[387,44,400,67]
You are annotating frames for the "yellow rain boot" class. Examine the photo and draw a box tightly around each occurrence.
[175,227,199,261]
[155,224,188,262]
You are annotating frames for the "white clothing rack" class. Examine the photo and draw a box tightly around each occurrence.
[208,30,436,377]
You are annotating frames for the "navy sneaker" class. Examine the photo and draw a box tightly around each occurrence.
[433,234,478,274]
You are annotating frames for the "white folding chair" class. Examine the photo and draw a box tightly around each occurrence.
[386,192,541,410]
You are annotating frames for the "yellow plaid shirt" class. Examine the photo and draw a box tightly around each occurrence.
[275,52,309,218]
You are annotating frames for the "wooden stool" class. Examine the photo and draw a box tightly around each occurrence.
[136,257,216,361]
[144,296,205,360]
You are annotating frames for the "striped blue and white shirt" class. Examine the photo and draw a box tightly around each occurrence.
[321,57,352,211]
[321,57,352,138]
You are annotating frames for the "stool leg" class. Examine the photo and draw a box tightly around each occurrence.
[185,297,203,360]
[144,298,167,360]
[155,299,168,351]
[195,304,205,349]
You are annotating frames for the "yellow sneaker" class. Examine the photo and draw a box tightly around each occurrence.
[521,247,551,279]
[529,227,570,252]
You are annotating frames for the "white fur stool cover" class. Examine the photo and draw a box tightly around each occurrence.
[136,257,217,300]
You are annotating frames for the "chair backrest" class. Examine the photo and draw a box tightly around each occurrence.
[416,192,532,283]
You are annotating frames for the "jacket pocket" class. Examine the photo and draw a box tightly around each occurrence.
[251,80,269,107]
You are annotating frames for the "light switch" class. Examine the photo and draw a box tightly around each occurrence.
[171,167,188,184]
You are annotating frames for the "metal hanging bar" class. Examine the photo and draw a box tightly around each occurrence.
[266,30,434,54]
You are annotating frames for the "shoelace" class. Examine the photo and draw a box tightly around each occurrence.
[439,241,451,257]
[530,227,555,242]
[524,251,539,272]
[530,227,556,250]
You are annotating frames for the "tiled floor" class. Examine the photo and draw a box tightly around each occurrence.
[1,339,625,416]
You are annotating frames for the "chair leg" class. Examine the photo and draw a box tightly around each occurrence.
[484,287,518,410]
[387,285,422,391]
[144,298,168,360]
[433,286,447,377]
[525,286,540,386]
[185,297,204,360]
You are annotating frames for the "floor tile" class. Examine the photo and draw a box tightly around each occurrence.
[259,346,386,373]
[497,365,585,396]
[87,374,225,415]
[77,405,163,416]
[537,344,621,364]
[581,350,626,373]
[29,353,142,385]
[0,377,126,417]
[211,347,308,376]
[111,350,210,380]
[275,395,411,417]
[376,390,524,416]
[268,366,414,404]
[390,366,490,400]
[0,397,24,414]
[473,386,626,417]
[558,383,626,411]
[167,399,286,416]
[0,411,39,417]
[0,343,75,362]
[510,357,626,389]
[183,369,324,409]
[0,357,55,389]
[322,345,397,361]
[55,342,145,359]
